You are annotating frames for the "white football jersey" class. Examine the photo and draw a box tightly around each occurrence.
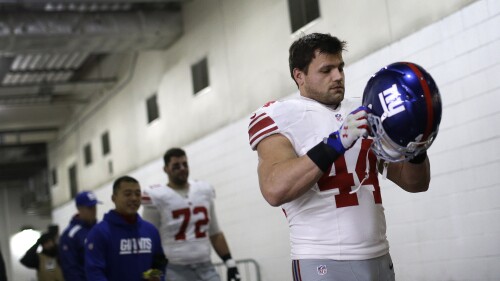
[142,180,217,264]
[249,95,389,260]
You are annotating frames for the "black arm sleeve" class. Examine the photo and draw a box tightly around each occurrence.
[19,242,40,269]
[307,141,341,172]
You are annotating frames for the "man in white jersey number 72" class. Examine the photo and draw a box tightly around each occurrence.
[142,148,241,281]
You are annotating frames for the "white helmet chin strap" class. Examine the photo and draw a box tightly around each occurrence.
[349,147,372,194]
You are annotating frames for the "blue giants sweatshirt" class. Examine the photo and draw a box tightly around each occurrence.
[85,210,166,281]
[59,215,96,281]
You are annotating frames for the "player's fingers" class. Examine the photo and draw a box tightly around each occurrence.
[358,124,368,130]
[359,127,368,138]
[353,117,368,129]
[350,105,370,115]
[352,110,367,121]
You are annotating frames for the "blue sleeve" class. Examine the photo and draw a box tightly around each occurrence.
[59,229,86,281]
[84,226,109,281]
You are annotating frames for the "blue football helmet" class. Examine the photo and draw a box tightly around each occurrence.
[362,62,442,162]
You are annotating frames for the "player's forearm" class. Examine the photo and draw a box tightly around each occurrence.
[210,232,231,258]
[258,156,322,206]
[388,157,431,193]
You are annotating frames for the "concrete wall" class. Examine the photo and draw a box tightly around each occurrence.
[42,0,500,280]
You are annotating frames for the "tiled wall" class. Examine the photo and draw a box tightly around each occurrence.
[354,1,500,280]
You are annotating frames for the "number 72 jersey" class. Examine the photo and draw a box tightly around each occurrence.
[248,96,389,261]
[142,180,216,265]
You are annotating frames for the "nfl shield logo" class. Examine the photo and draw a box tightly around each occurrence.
[335,113,343,122]
[317,265,327,275]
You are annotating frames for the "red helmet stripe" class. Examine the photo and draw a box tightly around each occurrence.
[405,62,434,140]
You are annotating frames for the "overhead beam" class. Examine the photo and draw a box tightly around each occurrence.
[0,9,183,54]
[0,127,58,134]
[0,77,117,89]
[0,93,89,106]
[0,127,59,145]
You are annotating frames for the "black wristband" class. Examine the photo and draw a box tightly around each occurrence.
[221,254,232,262]
[409,151,427,164]
[306,141,341,173]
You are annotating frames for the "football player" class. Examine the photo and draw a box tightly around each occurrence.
[142,148,240,281]
[248,33,441,281]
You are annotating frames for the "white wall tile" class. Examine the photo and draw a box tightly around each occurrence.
[439,11,464,39]
[461,0,489,27]
[488,0,500,15]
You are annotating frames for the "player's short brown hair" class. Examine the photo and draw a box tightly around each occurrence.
[289,33,347,86]
[163,148,186,166]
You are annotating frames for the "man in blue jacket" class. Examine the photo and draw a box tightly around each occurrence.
[85,176,167,281]
[59,191,101,281]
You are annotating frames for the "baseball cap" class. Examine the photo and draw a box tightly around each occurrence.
[75,191,102,207]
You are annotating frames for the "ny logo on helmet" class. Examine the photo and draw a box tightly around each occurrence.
[378,84,405,122]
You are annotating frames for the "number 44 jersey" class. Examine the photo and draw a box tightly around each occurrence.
[142,180,217,265]
[248,95,389,261]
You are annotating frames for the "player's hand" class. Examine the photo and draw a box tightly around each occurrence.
[227,266,241,281]
[325,106,369,153]
[143,269,163,281]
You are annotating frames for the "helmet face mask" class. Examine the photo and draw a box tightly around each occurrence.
[367,113,437,162]
[363,62,442,162]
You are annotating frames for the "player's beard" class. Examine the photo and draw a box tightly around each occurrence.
[171,171,189,186]
[304,82,344,106]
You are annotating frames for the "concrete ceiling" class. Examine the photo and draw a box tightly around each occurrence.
[0,0,185,202]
